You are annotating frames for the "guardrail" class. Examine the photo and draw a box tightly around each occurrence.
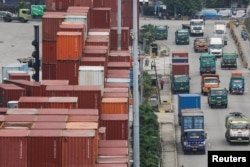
[229,20,248,68]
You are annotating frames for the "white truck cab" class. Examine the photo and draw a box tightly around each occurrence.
[209,37,223,58]
[190,19,204,36]
[214,22,227,45]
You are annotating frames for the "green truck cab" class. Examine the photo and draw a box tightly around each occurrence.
[155,25,169,40]
[221,52,237,69]
[171,75,190,94]
[225,112,250,144]
[208,88,228,108]
[229,71,245,95]
[199,53,216,75]
[175,29,190,45]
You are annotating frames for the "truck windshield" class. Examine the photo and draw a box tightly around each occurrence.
[232,79,243,85]
[177,31,188,36]
[223,55,236,59]
[191,21,203,26]
[186,131,205,139]
[210,44,222,49]
[175,76,189,82]
[231,123,248,129]
[201,57,214,62]
[211,90,227,95]
[204,78,219,84]
[156,25,167,30]
[215,30,225,34]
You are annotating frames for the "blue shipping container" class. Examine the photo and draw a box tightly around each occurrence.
[178,94,201,116]
[172,57,188,63]
[182,115,204,132]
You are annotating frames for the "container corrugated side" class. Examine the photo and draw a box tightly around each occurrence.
[99,140,128,148]
[18,97,49,108]
[45,85,74,97]
[42,40,57,64]
[110,27,130,50]
[8,72,30,81]
[90,8,111,29]
[47,97,78,109]
[98,147,128,156]
[42,63,57,80]
[101,98,128,114]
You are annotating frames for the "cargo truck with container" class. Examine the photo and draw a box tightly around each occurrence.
[178,94,201,126]
[229,71,245,95]
[182,19,204,36]
[199,53,216,75]
[201,74,220,95]
[181,109,207,154]
[225,112,250,144]
[207,87,228,108]
[171,51,190,94]
[220,52,237,69]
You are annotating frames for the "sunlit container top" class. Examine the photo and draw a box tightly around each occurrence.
[6,108,38,115]
[66,122,98,130]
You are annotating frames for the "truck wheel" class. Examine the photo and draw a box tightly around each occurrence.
[225,104,227,108]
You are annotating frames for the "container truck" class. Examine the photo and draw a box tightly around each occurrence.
[3,9,31,23]
[229,71,245,95]
[199,53,216,75]
[201,74,220,95]
[178,94,201,125]
[225,112,250,144]
[175,29,189,45]
[155,25,169,40]
[181,109,207,154]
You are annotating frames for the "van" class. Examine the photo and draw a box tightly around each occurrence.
[209,37,223,58]
[214,22,227,45]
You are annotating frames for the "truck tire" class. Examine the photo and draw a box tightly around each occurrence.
[224,104,228,108]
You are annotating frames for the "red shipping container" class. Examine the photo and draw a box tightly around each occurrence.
[18,97,49,108]
[45,85,74,97]
[0,108,7,115]
[81,57,106,67]
[85,45,109,51]
[107,73,130,79]
[56,60,80,85]
[42,12,65,41]
[8,72,30,81]
[99,140,128,148]
[107,62,131,70]
[0,129,29,167]
[172,63,189,76]
[83,49,108,59]
[42,40,57,64]
[110,11,117,27]
[67,115,99,122]
[73,85,102,109]
[45,0,74,11]
[101,98,128,114]
[96,156,129,164]
[95,164,128,167]
[98,147,128,156]
[37,108,69,115]
[103,92,129,98]
[6,108,38,115]
[36,115,68,122]
[68,109,99,116]
[100,114,128,140]
[98,127,106,140]
[172,51,189,58]
[73,0,93,7]
[67,6,90,12]
[42,63,57,80]
[104,88,128,93]
[104,82,130,88]
[41,79,69,96]
[85,37,110,46]
[109,50,131,62]
[56,31,83,60]
[28,130,62,167]
[107,69,130,75]
[3,114,36,122]
[31,122,66,129]
[62,130,97,167]
[88,28,110,33]
[0,84,26,107]
[47,97,78,109]
[90,8,111,29]
[110,27,130,50]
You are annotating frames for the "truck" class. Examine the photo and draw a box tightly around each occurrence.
[155,25,169,40]
[201,74,220,95]
[208,37,223,58]
[193,37,209,52]
[171,51,190,94]
[225,112,250,144]
[175,29,190,45]
[214,22,228,45]
[182,19,204,36]
[178,94,201,126]
[229,71,245,95]
[207,87,228,108]
[199,53,216,75]
[3,9,31,23]
[181,109,207,154]
[220,52,237,69]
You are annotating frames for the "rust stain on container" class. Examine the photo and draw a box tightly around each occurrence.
[28,130,62,167]
[101,98,128,114]
[100,114,128,140]
[0,129,29,167]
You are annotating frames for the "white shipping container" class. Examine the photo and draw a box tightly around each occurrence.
[78,66,105,95]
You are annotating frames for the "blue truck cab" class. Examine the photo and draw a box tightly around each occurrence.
[181,110,206,154]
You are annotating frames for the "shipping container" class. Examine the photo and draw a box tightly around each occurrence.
[0,129,29,167]
[67,115,99,122]
[62,130,97,167]
[0,84,26,107]
[0,108,7,115]
[109,50,131,62]
[2,63,29,82]
[56,60,80,85]
[18,96,49,108]
[8,72,30,81]
[66,122,98,130]
[95,164,128,167]
[90,8,111,29]
[42,12,65,41]
[42,40,57,64]
[42,63,57,80]
[172,51,189,58]
[172,63,189,76]
[99,140,128,148]
[28,130,62,167]
[31,122,67,129]
[37,108,69,115]
[6,108,38,115]
[67,6,90,12]
[98,127,106,140]
[80,57,107,74]
[103,92,129,98]
[104,82,130,88]
[171,57,189,63]
[98,147,128,156]
[85,37,110,46]
[41,80,69,96]
[73,85,102,109]
[73,0,93,8]
[83,49,108,59]
[68,109,99,116]
[110,27,130,50]
[56,31,83,60]
[107,73,130,79]
[45,85,74,97]
[107,62,131,70]
[107,69,130,75]
[104,88,129,93]
[47,96,78,109]
[63,14,89,35]
[100,114,128,140]
[36,115,69,122]
[3,114,36,122]
[96,156,129,164]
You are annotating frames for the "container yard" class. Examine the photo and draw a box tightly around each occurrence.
[0,0,138,166]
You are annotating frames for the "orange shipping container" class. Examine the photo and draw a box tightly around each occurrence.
[56,31,83,60]
[231,70,242,76]
[101,98,128,114]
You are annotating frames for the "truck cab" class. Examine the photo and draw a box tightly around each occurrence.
[193,37,208,52]
[229,71,245,94]
[207,87,228,108]
[199,53,216,75]
[175,29,189,45]
[201,74,220,95]
[221,52,237,69]
[190,19,204,36]
[208,37,223,58]
[214,22,227,45]
[225,112,250,144]
[171,75,190,94]
[155,25,169,40]
[3,9,31,23]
